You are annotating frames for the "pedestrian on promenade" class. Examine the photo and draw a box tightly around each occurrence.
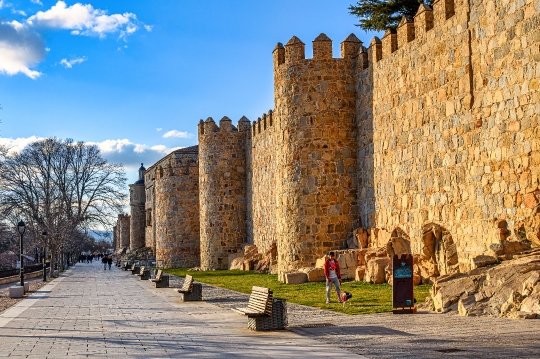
[107,256,113,270]
[323,251,342,304]
[102,255,107,270]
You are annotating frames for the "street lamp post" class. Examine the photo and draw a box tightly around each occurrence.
[42,231,47,282]
[17,220,25,287]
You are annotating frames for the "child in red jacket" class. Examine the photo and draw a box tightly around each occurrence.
[324,251,342,304]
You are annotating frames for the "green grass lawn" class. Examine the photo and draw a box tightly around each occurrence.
[165,268,431,315]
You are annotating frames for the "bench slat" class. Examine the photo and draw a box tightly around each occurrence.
[232,286,273,318]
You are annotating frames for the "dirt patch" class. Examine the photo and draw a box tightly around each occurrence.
[0,279,51,314]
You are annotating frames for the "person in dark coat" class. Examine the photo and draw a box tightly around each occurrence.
[107,256,113,270]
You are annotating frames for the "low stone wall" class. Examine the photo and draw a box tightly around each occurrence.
[0,270,45,285]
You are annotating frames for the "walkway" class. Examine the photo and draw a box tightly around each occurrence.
[0,263,365,358]
[1,263,539,358]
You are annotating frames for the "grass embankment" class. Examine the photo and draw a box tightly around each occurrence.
[165,268,431,315]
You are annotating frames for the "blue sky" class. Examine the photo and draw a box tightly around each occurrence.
[0,0,379,183]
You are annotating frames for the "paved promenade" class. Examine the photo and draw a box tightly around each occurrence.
[0,263,366,358]
[1,263,539,358]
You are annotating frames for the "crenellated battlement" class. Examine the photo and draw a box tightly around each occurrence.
[251,110,274,137]
[273,33,362,69]
[362,0,460,67]
[198,116,251,136]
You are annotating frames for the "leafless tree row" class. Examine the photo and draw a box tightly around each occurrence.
[0,138,126,276]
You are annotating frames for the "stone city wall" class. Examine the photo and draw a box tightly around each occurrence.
[198,117,250,269]
[129,183,146,250]
[117,214,130,249]
[271,34,361,275]
[153,149,200,268]
[112,225,117,251]
[248,110,279,256]
[144,167,157,253]
[356,0,540,273]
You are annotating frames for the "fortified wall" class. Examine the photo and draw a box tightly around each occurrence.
[144,146,200,268]
[356,0,540,274]
[131,0,540,280]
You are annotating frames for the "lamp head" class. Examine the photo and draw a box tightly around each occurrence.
[17,220,25,235]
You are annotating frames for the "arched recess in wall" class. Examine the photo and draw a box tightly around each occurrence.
[386,227,411,258]
[421,223,459,276]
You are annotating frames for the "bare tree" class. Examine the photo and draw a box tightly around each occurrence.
[0,138,126,276]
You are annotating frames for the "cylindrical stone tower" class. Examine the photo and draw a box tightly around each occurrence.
[154,148,201,268]
[113,226,119,251]
[198,116,251,269]
[118,214,130,249]
[129,164,146,251]
[273,34,361,275]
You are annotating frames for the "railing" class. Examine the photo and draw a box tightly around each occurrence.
[0,263,50,279]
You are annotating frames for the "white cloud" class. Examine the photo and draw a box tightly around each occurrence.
[12,9,26,16]
[27,1,142,39]
[144,24,152,32]
[156,128,162,132]
[162,130,194,139]
[0,2,151,79]
[0,136,45,153]
[0,21,45,79]
[86,138,186,165]
[133,144,147,153]
[0,136,190,184]
[59,56,86,68]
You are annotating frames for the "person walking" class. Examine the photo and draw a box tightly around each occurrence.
[107,256,113,270]
[323,251,342,304]
[102,255,107,270]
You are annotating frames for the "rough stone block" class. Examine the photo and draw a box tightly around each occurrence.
[305,267,325,282]
[364,257,390,284]
[472,255,497,269]
[9,286,24,298]
[285,272,307,285]
[355,266,366,281]
[228,252,244,270]
[458,295,477,316]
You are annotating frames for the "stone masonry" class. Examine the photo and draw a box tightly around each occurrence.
[129,164,146,251]
[144,146,201,268]
[132,0,540,281]
[117,214,130,249]
[356,0,540,273]
[198,117,250,270]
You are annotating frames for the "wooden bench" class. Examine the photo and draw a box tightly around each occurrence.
[130,263,140,275]
[232,286,273,317]
[122,261,131,271]
[174,275,202,301]
[232,286,287,331]
[150,269,169,288]
[137,266,151,280]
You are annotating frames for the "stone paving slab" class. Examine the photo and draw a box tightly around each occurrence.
[0,263,366,358]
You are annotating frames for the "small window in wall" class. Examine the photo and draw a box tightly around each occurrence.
[146,210,152,227]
